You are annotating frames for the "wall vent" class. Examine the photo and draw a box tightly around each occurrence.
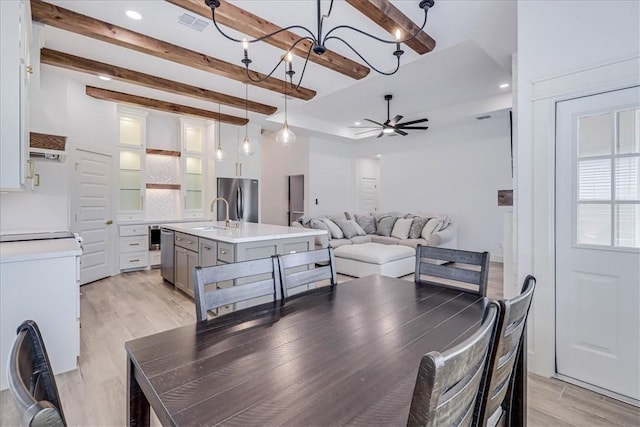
[178,13,209,32]
[476,114,492,120]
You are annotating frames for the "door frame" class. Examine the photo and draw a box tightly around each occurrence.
[526,57,640,382]
[70,144,118,280]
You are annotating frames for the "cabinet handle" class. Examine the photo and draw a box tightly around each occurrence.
[130,259,140,263]
[187,240,193,244]
[176,237,182,241]
[106,220,113,225]
[129,243,139,246]
[220,250,227,254]
[203,246,211,250]
[26,65,33,74]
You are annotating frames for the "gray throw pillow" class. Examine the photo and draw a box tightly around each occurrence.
[310,219,331,240]
[409,217,429,239]
[376,216,398,237]
[348,219,367,236]
[355,214,376,234]
[322,218,344,239]
[333,218,358,239]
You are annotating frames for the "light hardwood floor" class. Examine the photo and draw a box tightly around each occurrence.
[1,264,638,426]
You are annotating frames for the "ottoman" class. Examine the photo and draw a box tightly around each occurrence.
[333,242,415,278]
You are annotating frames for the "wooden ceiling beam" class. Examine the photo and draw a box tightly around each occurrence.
[85,86,248,125]
[40,48,277,116]
[30,0,315,100]
[165,0,370,81]
[345,0,436,54]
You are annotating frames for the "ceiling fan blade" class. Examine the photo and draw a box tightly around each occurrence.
[376,131,385,138]
[398,126,429,130]
[388,115,403,126]
[397,118,429,127]
[349,126,380,129]
[364,118,385,127]
[394,129,408,136]
[355,129,379,135]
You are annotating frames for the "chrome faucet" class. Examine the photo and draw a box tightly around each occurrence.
[210,197,230,228]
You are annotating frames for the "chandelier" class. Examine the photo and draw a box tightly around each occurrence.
[205,0,436,89]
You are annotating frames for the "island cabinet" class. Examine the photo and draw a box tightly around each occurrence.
[174,231,198,297]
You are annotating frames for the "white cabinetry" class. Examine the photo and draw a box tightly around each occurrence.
[0,0,31,190]
[181,118,206,219]
[119,225,149,271]
[118,108,147,221]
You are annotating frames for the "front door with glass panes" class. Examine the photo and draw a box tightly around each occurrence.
[555,86,640,402]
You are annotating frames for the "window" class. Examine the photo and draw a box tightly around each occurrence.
[576,108,640,248]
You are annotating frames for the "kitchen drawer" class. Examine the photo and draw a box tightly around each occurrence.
[120,225,148,237]
[281,241,310,255]
[217,242,234,263]
[119,235,147,253]
[175,232,198,251]
[120,251,149,270]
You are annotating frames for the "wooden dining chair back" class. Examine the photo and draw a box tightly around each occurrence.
[277,248,337,300]
[193,256,281,322]
[408,302,499,427]
[414,245,490,297]
[477,275,537,427]
[7,320,67,427]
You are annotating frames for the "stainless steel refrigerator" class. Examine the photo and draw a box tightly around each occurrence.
[216,178,259,223]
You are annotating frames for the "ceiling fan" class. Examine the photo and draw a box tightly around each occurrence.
[351,94,429,138]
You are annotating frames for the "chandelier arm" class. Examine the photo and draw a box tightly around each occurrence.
[243,55,288,83]
[323,10,427,46]
[290,42,314,91]
[324,35,401,75]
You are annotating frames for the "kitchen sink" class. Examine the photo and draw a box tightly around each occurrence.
[190,225,226,231]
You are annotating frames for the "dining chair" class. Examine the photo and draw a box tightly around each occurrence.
[414,245,490,297]
[7,320,67,427]
[277,248,337,300]
[476,275,537,427]
[193,256,281,322]
[407,301,499,427]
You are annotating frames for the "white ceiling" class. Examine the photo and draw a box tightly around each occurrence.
[39,0,516,140]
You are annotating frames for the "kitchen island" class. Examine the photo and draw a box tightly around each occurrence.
[160,222,326,312]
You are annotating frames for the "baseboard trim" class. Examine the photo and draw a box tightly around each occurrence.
[553,374,639,407]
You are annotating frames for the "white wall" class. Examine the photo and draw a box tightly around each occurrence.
[260,131,309,225]
[516,0,640,376]
[354,111,512,258]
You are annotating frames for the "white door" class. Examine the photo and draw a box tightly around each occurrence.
[556,86,640,402]
[71,147,114,285]
[360,177,378,212]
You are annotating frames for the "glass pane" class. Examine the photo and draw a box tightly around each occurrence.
[186,174,201,191]
[120,189,141,211]
[615,204,640,248]
[185,156,202,174]
[120,151,141,170]
[577,204,611,245]
[615,156,640,201]
[578,159,611,200]
[120,170,140,189]
[578,113,612,157]
[185,127,202,152]
[617,109,640,154]
[185,190,202,210]
[120,117,141,146]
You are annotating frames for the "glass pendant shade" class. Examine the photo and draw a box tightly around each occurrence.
[240,134,255,156]
[276,122,296,146]
[215,144,224,161]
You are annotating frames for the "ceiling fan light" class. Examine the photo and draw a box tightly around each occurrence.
[382,128,394,134]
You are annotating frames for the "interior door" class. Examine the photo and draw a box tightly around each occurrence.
[555,86,640,402]
[288,174,304,224]
[71,147,114,285]
[360,176,378,212]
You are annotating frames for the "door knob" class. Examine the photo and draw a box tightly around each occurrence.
[106,220,113,225]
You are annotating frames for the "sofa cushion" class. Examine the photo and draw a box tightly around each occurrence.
[376,216,398,236]
[350,235,373,244]
[398,238,428,249]
[409,217,429,239]
[328,238,353,248]
[421,217,442,239]
[370,235,400,245]
[334,242,414,264]
[391,218,413,239]
[355,214,376,234]
[333,218,359,239]
[322,218,344,239]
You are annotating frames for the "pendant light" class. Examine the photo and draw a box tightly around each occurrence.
[275,54,296,146]
[215,103,224,161]
[240,84,254,156]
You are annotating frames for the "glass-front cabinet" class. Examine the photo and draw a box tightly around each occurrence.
[118,108,147,220]
[181,118,206,218]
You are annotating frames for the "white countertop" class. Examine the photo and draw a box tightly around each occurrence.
[161,221,326,244]
[0,238,82,263]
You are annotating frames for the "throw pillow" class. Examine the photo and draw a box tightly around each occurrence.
[355,214,376,234]
[376,216,398,237]
[310,219,331,240]
[421,217,442,239]
[333,218,359,239]
[439,214,452,231]
[348,219,367,236]
[391,218,413,240]
[409,217,429,239]
[322,218,344,239]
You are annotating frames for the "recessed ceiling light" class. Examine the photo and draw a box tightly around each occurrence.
[98,75,112,81]
[376,154,382,158]
[354,121,361,126]
[499,83,510,89]
[126,10,142,20]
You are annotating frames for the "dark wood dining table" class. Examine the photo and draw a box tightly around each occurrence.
[125,274,513,426]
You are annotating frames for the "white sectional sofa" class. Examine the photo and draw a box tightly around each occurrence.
[291,211,457,251]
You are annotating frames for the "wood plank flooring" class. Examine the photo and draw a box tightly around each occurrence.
[1,264,638,426]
